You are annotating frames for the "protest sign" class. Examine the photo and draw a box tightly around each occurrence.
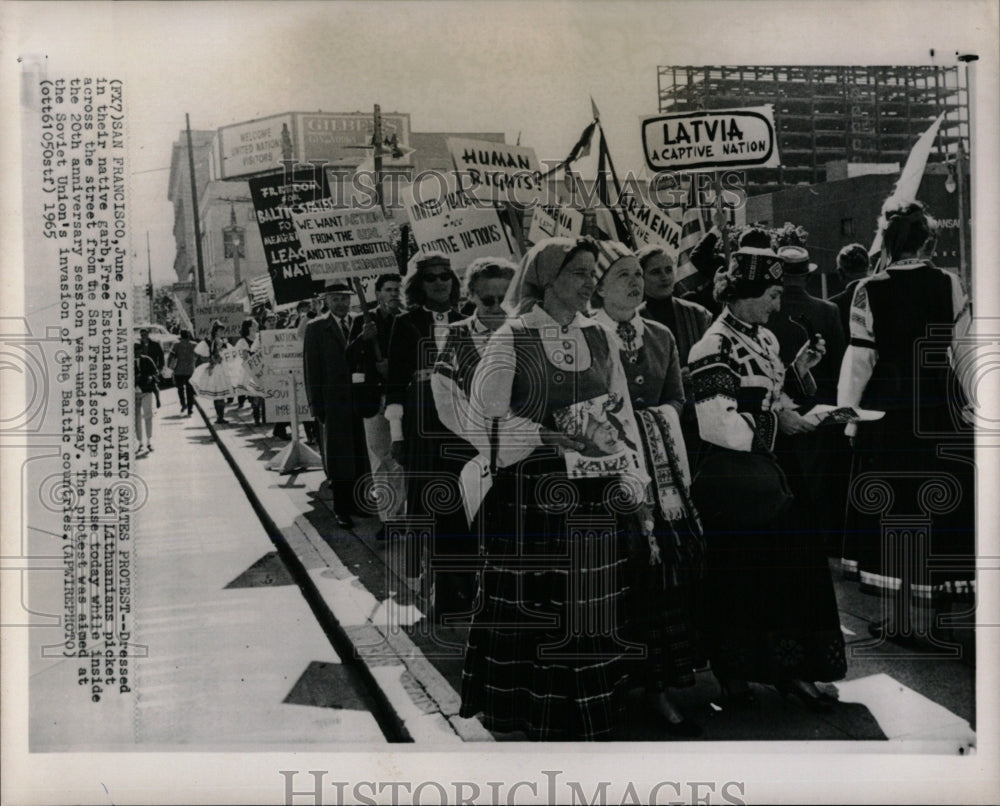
[447,137,545,205]
[620,195,682,256]
[248,167,330,305]
[193,302,247,338]
[251,329,313,423]
[527,205,584,245]
[400,177,520,274]
[290,206,397,281]
[641,106,780,172]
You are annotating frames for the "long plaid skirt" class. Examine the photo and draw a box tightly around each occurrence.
[459,467,640,740]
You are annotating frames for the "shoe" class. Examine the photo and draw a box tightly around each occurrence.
[716,679,758,708]
[335,512,354,529]
[186,409,193,417]
[774,681,835,712]
[216,418,228,425]
[146,443,153,452]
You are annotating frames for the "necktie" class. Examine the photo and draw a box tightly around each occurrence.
[340,318,349,339]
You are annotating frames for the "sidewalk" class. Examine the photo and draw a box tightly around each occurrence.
[30,399,389,749]
[201,398,976,749]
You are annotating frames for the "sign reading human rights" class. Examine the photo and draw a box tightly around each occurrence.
[290,204,398,281]
[447,137,545,205]
[400,176,521,273]
[527,205,584,245]
[641,106,780,172]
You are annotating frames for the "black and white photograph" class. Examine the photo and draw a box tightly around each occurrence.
[1,1,998,804]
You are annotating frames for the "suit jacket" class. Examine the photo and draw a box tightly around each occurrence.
[302,315,360,483]
[641,296,713,366]
[346,306,395,389]
[766,286,845,405]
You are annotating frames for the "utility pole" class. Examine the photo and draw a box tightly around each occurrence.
[373,103,384,212]
[146,231,154,322]
[186,114,207,296]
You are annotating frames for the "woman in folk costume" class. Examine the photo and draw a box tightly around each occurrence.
[687,246,846,710]
[590,241,704,738]
[191,321,240,425]
[838,201,974,646]
[385,253,464,571]
[429,257,517,617]
[459,237,649,740]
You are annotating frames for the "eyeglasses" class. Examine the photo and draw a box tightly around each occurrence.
[423,272,451,282]
[477,295,504,307]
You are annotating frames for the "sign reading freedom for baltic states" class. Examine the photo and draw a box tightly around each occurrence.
[290,205,397,281]
[641,105,780,171]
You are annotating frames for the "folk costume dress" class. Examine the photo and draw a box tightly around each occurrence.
[190,337,241,399]
[838,259,975,630]
[688,308,847,685]
[458,304,647,740]
[592,308,705,691]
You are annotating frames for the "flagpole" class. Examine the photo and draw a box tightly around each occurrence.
[596,121,637,249]
[713,171,731,270]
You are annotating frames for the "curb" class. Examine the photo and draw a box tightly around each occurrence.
[194,400,492,743]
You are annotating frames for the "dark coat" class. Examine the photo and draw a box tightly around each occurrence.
[302,315,361,484]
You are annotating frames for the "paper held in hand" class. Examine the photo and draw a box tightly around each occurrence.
[801,405,885,426]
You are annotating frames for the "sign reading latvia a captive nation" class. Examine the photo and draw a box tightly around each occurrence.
[290,204,397,281]
[641,106,780,171]
[447,137,545,205]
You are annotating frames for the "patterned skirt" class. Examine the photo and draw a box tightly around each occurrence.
[459,461,639,740]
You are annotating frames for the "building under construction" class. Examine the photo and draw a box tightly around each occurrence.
[657,65,970,192]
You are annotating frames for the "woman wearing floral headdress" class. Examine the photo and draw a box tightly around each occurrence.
[590,240,705,738]
[459,237,648,740]
[688,246,846,711]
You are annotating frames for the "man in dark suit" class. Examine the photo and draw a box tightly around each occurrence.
[303,280,363,529]
[347,273,405,538]
[829,243,872,343]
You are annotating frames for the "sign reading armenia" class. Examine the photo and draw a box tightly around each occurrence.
[641,106,780,172]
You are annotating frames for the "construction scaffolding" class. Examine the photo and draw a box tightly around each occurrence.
[657,66,969,190]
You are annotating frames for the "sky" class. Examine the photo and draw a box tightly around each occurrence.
[4,1,997,286]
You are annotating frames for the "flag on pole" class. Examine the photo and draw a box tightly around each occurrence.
[540,111,598,181]
[676,176,708,281]
[593,128,634,247]
[869,112,946,265]
[248,273,275,307]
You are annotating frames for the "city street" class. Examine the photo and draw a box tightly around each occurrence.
[39,387,974,750]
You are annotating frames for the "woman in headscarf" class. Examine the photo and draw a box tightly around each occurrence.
[838,200,974,646]
[459,237,648,740]
[688,246,846,710]
[590,241,704,738]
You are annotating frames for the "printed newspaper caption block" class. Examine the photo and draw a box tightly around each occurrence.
[36,77,136,700]
[527,205,583,245]
[193,302,247,338]
[290,204,398,281]
[248,330,313,422]
[447,136,545,206]
[248,167,330,305]
[400,177,520,275]
[641,105,780,172]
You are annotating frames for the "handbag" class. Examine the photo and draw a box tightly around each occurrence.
[690,444,793,528]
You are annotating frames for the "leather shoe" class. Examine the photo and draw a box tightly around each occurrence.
[335,512,354,529]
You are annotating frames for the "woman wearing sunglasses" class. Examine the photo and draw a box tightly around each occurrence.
[385,253,464,568]
[430,257,517,617]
